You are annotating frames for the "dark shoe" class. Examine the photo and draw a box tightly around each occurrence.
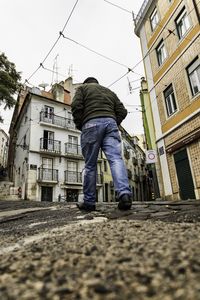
[118,194,132,210]
[76,202,96,212]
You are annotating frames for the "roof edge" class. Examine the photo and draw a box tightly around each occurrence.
[134,0,156,36]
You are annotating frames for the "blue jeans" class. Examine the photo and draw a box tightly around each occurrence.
[81,117,131,205]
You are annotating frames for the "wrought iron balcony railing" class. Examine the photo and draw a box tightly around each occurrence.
[38,168,58,182]
[132,157,138,165]
[64,171,103,185]
[40,138,61,153]
[64,171,82,183]
[134,0,149,27]
[127,169,132,179]
[40,111,76,130]
[65,143,82,156]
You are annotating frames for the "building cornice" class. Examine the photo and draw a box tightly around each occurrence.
[134,0,156,36]
[13,91,71,131]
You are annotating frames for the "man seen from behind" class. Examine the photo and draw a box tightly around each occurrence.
[71,77,132,211]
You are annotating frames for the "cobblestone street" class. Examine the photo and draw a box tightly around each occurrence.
[0,200,200,300]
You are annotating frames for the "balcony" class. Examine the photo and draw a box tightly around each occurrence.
[38,168,58,182]
[132,157,138,166]
[64,171,82,184]
[124,149,130,160]
[134,175,140,182]
[65,143,82,157]
[64,171,103,185]
[40,138,61,154]
[140,158,145,166]
[140,175,146,182]
[127,169,132,180]
[40,111,76,130]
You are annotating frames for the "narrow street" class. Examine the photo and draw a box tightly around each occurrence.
[0,200,200,299]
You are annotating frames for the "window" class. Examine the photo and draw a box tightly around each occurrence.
[104,160,107,172]
[44,106,54,119]
[42,158,53,169]
[68,135,78,154]
[68,135,78,145]
[68,111,72,123]
[43,130,54,150]
[164,84,177,116]
[150,7,159,31]
[67,161,77,171]
[156,39,167,66]
[175,7,190,39]
[187,57,200,96]
[23,135,27,149]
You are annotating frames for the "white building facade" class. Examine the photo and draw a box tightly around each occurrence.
[12,87,103,202]
[0,129,9,169]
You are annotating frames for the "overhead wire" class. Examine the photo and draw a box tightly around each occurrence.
[60,33,129,69]
[24,0,199,103]
[25,0,79,83]
[103,0,132,14]
[103,0,179,36]
[107,0,200,88]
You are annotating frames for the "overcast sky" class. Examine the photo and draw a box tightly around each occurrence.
[0,0,145,135]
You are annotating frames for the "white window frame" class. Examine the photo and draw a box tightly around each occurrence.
[175,7,190,39]
[44,105,54,119]
[150,7,159,31]
[187,57,200,96]
[68,135,78,154]
[42,157,53,169]
[156,39,167,66]
[164,84,177,117]
[67,161,78,172]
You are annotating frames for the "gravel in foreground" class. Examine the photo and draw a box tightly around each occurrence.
[0,220,200,300]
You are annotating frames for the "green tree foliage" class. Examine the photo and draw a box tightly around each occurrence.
[0,52,21,122]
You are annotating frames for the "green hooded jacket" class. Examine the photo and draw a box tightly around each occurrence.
[71,83,127,130]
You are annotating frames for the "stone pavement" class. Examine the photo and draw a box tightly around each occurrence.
[0,199,200,224]
[0,199,200,300]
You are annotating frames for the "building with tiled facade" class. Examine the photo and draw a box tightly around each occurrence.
[135,0,200,200]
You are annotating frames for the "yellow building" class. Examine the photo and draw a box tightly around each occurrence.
[135,0,200,200]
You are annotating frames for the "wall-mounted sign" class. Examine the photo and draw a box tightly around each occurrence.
[146,150,157,164]
[30,164,37,170]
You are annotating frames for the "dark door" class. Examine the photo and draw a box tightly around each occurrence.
[67,189,78,202]
[41,186,53,202]
[105,183,108,202]
[174,149,195,200]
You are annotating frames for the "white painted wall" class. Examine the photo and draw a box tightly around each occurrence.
[14,103,31,197]
[157,140,173,196]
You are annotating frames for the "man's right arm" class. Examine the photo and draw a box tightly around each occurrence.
[71,87,84,130]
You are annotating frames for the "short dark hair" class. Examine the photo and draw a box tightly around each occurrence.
[83,77,99,84]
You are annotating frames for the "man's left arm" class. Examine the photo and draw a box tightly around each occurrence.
[114,96,128,125]
[71,87,84,130]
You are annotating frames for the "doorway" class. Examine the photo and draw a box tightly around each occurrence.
[174,148,195,200]
[67,189,79,202]
[41,186,53,202]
